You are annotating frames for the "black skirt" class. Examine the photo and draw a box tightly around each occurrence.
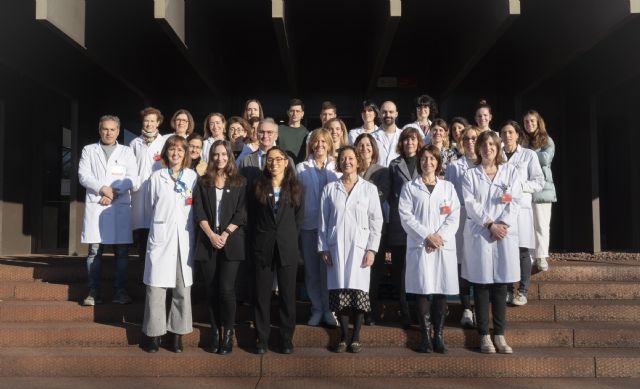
[329,289,371,312]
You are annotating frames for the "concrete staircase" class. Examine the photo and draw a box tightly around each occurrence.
[0,256,639,380]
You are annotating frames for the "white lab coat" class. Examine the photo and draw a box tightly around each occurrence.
[143,168,197,288]
[503,145,544,249]
[129,135,166,229]
[461,163,522,284]
[372,127,402,167]
[399,177,460,295]
[78,142,139,244]
[444,156,476,264]
[318,178,383,293]
[348,125,379,145]
[296,158,341,231]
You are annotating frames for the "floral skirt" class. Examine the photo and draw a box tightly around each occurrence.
[329,289,371,312]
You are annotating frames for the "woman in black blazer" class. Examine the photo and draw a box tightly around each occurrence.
[252,146,304,355]
[193,140,247,355]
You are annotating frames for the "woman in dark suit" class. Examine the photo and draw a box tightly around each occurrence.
[388,127,424,327]
[253,146,304,355]
[193,140,246,355]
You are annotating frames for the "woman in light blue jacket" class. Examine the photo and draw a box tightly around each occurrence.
[523,110,556,272]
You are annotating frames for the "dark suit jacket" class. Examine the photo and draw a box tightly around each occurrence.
[252,186,304,268]
[388,156,419,246]
[193,177,247,262]
[362,163,391,234]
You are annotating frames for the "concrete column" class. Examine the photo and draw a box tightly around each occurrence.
[154,0,186,46]
[588,95,601,253]
[35,0,85,48]
[68,99,85,256]
[0,100,4,254]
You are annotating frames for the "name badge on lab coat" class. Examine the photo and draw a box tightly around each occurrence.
[110,165,125,177]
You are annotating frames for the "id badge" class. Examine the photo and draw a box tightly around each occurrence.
[110,165,125,177]
[153,153,161,161]
[440,200,452,215]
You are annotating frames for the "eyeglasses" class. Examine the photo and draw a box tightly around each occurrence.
[266,157,286,164]
[462,136,477,142]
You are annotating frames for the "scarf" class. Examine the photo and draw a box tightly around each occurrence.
[142,128,159,145]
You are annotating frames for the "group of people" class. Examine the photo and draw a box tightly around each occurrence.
[78,95,557,356]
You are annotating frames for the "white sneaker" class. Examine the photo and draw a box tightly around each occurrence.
[506,291,514,304]
[512,292,528,306]
[460,309,474,328]
[480,334,496,354]
[307,311,322,326]
[323,311,338,327]
[536,257,549,272]
[493,335,513,354]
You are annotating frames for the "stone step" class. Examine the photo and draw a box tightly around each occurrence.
[0,347,638,378]
[0,321,636,349]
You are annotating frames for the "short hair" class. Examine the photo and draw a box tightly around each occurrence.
[227,116,251,142]
[320,101,337,114]
[523,109,549,149]
[243,99,264,121]
[414,94,438,119]
[98,115,120,130]
[203,112,226,138]
[500,120,526,145]
[416,144,443,176]
[323,118,348,148]
[354,132,380,165]
[161,135,191,169]
[336,145,365,174]
[259,117,278,132]
[396,127,425,156]
[306,128,335,160]
[170,109,195,135]
[288,98,305,111]
[474,130,504,166]
[186,132,203,143]
[430,118,450,148]
[140,107,163,125]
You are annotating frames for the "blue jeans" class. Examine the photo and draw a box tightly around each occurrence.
[86,243,129,291]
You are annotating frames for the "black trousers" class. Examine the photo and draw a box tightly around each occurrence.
[368,238,387,319]
[254,246,297,346]
[199,254,241,330]
[473,282,508,336]
[458,264,472,310]
[133,228,149,260]
[389,245,410,319]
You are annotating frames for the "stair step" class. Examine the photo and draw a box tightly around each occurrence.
[536,282,640,300]
[0,347,638,378]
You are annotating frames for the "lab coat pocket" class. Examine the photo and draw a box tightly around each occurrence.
[355,227,370,249]
[148,222,167,245]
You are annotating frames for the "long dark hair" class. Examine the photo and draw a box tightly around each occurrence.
[254,147,302,208]
[201,140,244,187]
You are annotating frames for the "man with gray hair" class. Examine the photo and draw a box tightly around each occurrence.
[78,115,139,306]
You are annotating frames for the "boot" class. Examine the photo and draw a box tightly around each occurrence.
[144,335,160,353]
[432,300,448,354]
[480,334,496,354]
[219,328,234,355]
[493,335,513,354]
[417,312,433,353]
[208,327,220,353]
[171,333,183,353]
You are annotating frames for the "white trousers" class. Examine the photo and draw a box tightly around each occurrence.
[532,203,552,259]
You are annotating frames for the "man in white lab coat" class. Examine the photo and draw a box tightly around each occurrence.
[372,101,403,167]
[78,115,138,306]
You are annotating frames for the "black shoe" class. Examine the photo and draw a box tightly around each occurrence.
[364,313,376,326]
[256,342,268,355]
[171,333,183,353]
[219,329,234,355]
[208,328,220,353]
[144,336,160,353]
[281,339,294,354]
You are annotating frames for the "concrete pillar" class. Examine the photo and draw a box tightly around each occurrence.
[68,99,86,256]
[35,0,85,48]
[0,100,4,254]
[154,0,186,46]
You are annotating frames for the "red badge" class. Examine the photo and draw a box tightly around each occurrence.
[501,193,512,203]
[440,205,451,215]
[185,197,193,205]
[153,153,161,161]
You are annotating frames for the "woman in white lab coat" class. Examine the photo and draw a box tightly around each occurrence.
[129,107,167,260]
[142,135,197,354]
[400,145,460,354]
[169,109,195,139]
[319,146,383,353]
[202,112,226,163]
[296,129,340,327]
[444,126,481,328]
[461,131,522,354]
[500,121,544,306]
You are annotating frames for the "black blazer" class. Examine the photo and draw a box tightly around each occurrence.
[252,187,304,268]
[388,156,419,246]
[193,177,247,262]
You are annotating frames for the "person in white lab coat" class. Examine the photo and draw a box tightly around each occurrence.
[402,94,437,143]
[202,112,226,163]
[348,100,380,145]
[296,129,340,327]
[428,118,458,174]
[400,145,460,354]
[461,130,522,354]
[129,107,166,261]
[78,115,138,307]
[142,135,197,354]
[500,121,544,306]
[319,146,383,353]
[372,101,403,167]
[169,109,195,139]
[444,126,481,328]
